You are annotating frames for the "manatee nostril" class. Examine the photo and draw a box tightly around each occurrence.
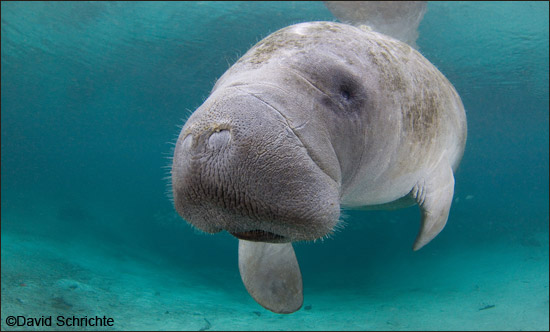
[207,129,231,150]
[181,134,193,151]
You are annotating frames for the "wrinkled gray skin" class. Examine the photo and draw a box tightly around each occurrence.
[171,21,466,313]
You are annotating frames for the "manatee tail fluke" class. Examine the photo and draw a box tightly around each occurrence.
[238,240,303,314]
[324,1,427,48]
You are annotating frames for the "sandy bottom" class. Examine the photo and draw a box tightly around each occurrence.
[1,222,548,331]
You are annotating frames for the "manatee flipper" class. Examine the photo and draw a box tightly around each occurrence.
[411,157,455,251]
[238,240,303,314]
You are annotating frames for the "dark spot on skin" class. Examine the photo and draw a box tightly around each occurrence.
[304,305,312,311]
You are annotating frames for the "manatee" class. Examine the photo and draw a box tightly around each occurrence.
[171,2,466,314]
[324,1,427,48]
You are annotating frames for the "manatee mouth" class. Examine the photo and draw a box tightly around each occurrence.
[172,89,341,244]
[230,230,286,242]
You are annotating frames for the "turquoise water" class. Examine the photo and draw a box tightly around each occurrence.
[1,1,548,330]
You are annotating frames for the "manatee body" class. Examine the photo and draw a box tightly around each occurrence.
[171,21,466,313]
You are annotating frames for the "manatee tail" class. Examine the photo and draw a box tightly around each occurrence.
[324,1,427,48]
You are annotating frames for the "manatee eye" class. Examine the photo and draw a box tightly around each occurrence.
[340,87,351,101]
[313,64,365,112]
[339,80,358,104]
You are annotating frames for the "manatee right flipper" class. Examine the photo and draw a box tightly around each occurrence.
[238,240,303,314]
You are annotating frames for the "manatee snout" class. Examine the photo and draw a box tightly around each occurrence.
[171,88,340,243]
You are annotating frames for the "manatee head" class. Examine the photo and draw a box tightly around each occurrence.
[171,22,376,243]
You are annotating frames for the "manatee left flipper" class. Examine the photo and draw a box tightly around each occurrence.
[238,240,303,314]
[412,157,455,251]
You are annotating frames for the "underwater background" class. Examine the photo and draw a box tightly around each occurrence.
[1,1,548,330]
